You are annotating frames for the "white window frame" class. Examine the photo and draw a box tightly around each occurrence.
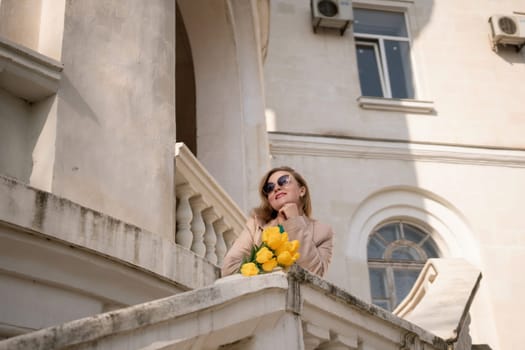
[367,220,440,311]
[355,40,387,96]
[353,8,413,99]
[352,0,435,114]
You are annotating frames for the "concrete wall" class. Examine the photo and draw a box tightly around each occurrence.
[0,0,176,239]
[51,0,176,239]
[265,0,525,148]
[0,91,31,181]
[177,0,270,213]
[264,0,525,349]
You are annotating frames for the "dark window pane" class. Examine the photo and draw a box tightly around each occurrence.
[422,240,439,258]
[385,40,414,99]
[367,221,440,313]
[367,236,385,259]
[356,43,383,97]
[369,268,387,298]
[377,223,399,244]
[391,246,422,261]
[403,224,425,244]
[354,8,408,37]
[393,269,421,307]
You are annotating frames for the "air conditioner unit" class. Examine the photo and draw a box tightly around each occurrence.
[311,0,353,36]
[488,15,525,51]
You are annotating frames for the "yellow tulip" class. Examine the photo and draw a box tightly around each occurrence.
[289,240,300,254]
[262,258,278,272]
[256,246,274,264]
[277,251,294,267]
[240,262,259,276]
[280,232,289,245]
[276,239,299,256]
[265,230,284,250]
[275,241,291,257]
[262,226,280,242]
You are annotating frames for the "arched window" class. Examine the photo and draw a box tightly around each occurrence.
[367,221,440,311]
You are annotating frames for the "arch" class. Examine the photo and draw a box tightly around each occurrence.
[348,186,480,263]
[175,4,197,155]
[176,0,270,211]
[345,186,481,302]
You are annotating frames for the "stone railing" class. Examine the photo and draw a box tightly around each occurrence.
[175,143,246,266]
[394,258,482,348]
[0,265,462,350]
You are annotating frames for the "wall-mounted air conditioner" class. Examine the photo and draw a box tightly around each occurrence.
[311,0,353,36]
[488,15,525,51]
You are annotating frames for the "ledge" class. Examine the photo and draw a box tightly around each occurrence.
[0,37,63,102]
[357,96,435,114]
[0,175,220,291]
[0,268,450,350]
[393,258,482,342]
[269,132,525,168]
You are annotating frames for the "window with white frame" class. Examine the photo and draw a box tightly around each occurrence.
[353,8,415,99]
[367,221,440,311]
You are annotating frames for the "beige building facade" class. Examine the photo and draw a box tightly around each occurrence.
[0,0,524,349]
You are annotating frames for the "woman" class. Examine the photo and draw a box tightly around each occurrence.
[221,166,334,277]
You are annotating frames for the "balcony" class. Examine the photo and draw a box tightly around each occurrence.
[0,143,246,337]
[0,264,478,350]
[0,144,480,348]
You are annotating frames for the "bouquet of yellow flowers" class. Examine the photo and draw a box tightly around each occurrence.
[240,224,300,276]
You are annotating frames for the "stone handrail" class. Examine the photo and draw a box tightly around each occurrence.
[0,266,453,350]
[175,142,246,266]
[394,258,482,347]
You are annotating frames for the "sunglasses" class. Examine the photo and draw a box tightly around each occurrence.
[262,174,292,195]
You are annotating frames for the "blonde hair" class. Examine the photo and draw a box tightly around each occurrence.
[252,166,312,222]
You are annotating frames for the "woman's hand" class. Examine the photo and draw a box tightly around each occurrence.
[277,203,300,223]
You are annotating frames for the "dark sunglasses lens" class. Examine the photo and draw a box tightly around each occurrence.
[277,175,290,186]
[263,175,290,194]
[263,183,275,194]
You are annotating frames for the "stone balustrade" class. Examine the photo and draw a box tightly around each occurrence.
[393,258,482,348]
[1,264,475,350]
[175,143,246,266]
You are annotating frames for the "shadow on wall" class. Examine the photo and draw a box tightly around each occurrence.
[494,44,525,65]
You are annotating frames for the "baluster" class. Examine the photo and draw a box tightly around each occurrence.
[175,184,193,249]
[190,196,206,256]
[202,208,218,264]
[214,218,228,266]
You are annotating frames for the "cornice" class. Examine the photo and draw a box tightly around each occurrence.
[269,133,525,168]
[0,36,63,102]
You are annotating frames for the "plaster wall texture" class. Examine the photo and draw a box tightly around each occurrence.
[0,80,58,192]
[0,90,31,181]
[0,0,65,59]
[177,0,270,213]
[0,0,42,52]
[51,0,176,239]
[264,1,525,349]
[269,144,524,349]
[0,175,220,336]
[264,0,525,148]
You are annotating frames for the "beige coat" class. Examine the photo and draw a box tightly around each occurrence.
[221,215,334,277]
